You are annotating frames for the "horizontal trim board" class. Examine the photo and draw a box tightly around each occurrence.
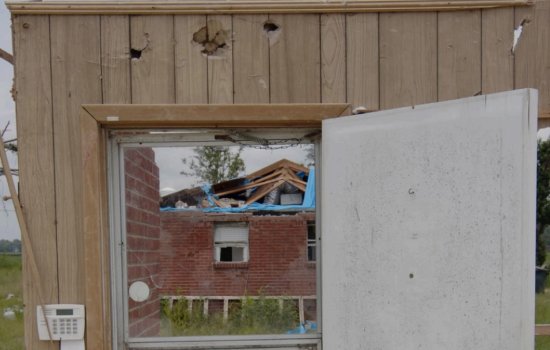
[82,104,353,128]
[535,324,550,336]
[7,0,532,14]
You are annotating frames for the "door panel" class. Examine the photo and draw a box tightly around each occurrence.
[322,89,537,350]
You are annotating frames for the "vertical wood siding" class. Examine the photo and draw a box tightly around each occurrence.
[12,3,550,348]
[13,15,58,350]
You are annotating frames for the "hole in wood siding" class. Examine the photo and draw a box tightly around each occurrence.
[263,20,281,46]
[192,22,229,56]
[263,21,280,33]
[130,48,142,60]
[512,18,530,54]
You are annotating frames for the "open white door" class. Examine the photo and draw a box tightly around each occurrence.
[322,89,537,350]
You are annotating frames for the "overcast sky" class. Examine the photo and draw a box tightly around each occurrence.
[154,145,311,194]
[0,2,19,241]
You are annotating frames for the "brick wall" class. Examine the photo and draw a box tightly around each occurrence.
[125,148,161,337]
[159,212,316,298]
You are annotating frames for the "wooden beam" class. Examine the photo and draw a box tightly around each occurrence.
[538,109,550,130]
[535,324,550,336]
[7,0,533,15]
[0,48,13,65]
[82,103,351,128]
[215,178,282,197]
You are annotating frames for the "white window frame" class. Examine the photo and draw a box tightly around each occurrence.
[214,223,250,263]
[108,129,322,350]
[307,221,316,262]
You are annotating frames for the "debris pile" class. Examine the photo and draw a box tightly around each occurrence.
[161,159,314,212]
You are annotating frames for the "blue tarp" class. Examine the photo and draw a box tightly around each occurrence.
[161,167,315,213]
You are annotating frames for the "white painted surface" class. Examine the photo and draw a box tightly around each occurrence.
[128,281,150,303]
[322,89,537,350]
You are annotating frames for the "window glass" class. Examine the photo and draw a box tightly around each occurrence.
[307,222,316,262]
[214,223,249,262]
[118,130,318,341]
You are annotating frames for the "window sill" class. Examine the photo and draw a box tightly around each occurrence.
[213,262,249,269]
[307,261,316,268]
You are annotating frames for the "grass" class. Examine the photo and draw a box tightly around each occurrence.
[161,296,300,336]
[1,253,550,348]
[0,254,24,350]
[537,291,550,349]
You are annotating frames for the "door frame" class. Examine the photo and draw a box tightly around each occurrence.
[80,103,351,350]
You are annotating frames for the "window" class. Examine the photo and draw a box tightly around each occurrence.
[307,221,316,262]
[214,223,249,262]
[109,128,321,349]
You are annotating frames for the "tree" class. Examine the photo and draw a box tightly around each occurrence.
[537,139,550,266]
[181,146,245,185]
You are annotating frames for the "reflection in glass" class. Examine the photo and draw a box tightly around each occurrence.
[123,142,317,338]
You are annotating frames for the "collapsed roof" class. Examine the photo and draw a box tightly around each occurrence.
[160,159,315,212]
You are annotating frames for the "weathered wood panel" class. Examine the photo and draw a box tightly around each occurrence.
[175,15,208,104]
[321,14,346,103]
[13,15,58,350]
[379,12,437,109]
[130,15,175,103]
[7,0,535,16]
[482,7,514,93]
[438,10,482,100]
[233,14,270,103]
[97,15,131,349]
[207,15,234,103]
[270,14,321,103]
[50,15,102,305]
[81,111,110,350]
[101,16,131,104]
[346,13,379,110]
[12,7,550,350]
[515,1,550,119]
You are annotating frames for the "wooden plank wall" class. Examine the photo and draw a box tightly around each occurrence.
[12,2,550,349]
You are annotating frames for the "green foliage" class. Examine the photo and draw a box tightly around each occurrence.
[0,240,21,254]
[538,139,550,266]
[181,146,245,185]
[0,254,24,350]
[161,295,299,336]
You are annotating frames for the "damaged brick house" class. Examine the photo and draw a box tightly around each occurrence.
[158,159,318,323]
[125,149,318,335]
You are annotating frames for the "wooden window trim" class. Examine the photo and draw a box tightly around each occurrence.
[80,103,348,350]
[8,0,533,15]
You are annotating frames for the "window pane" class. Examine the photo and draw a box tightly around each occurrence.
[121,137,317,340]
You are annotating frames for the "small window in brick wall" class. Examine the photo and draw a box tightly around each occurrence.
[307,221,316,262]
[214,223,249,262]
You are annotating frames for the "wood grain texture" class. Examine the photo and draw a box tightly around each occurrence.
[270,14,321,103]
[101,15,131,103]
[13,15,58,350]
[346,13,379,110]
[233,14,270,103]
[379,12,437,109]
[98,16,130,348]
[482,7,514,93]
[84,103,351,127]
[80,111,109,350]
[515,0,550,118]
[175,15,208,103]
[130,15,175,103]
[7,0,534,15]
[207,15,234,103]
[50,15,102,304]
[438,10,482,100]
[321,14,346,103]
